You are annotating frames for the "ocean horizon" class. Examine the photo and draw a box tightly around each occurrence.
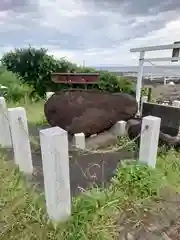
[94,65,180,77]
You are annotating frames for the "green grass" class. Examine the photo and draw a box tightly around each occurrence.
[1,149,180,239]
[7,99,46,125]
[2,98,180,238]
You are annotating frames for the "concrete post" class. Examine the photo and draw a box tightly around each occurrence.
[111,121,127,136]
[0,97,12,147]
[139,116,161,168]
[40,126,71,221]
[142,96,148,103]
[8,107,33,174]
[73,132,85,149]
[172,100,180,108]
[136,51,145,114]
[46,92,54,100]
[140,96,148,115]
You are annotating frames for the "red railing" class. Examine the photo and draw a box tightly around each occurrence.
[51,73,100,84]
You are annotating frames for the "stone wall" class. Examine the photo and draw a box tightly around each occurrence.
[142,102,180,136]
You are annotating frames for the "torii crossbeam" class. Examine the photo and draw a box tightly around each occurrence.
[130,41,180,114]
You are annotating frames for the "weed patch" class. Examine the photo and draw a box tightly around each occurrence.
[1,148,180,239]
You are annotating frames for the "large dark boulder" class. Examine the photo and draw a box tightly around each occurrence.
[44,90,138,136]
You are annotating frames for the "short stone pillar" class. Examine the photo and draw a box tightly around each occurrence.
[73,132,85,149]
[8,107,33,174]
[46,92,54,100]
[40,126,71,221]
[111,121,127,136]
[0,97,12,147]
[139,115,161,168]
[140,96,148,115]
[142,95,148,103]
[172,100,180,108]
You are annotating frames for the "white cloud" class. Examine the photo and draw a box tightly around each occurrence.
[47,18,180,66]
[0,0,180,66]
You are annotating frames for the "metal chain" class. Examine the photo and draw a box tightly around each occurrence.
[98,126,147,153]
[0,105,14,148]
[73,125,148,154]
[17,117,40,152]
[1,105,149,155]
[0,107,39,153]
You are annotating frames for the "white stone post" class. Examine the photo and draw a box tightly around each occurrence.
[46,92,54,100]
[111,121,127,136]
[0,97,12,147]
[8,107,33,174]
[40,126,71,221]
[140,95,148,115]
[139,116,161,168]
[164,77,167,85]
[73,132,85,149]
[142,95,148,103]
[172,100,180,108]
[136,51,145,114]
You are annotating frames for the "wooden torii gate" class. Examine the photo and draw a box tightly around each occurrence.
[130,41,180,114]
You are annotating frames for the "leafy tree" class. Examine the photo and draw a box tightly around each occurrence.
[1,47,77,97]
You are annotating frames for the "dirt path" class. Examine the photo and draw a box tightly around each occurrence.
[117,188,180,239]
[2,147,135,196]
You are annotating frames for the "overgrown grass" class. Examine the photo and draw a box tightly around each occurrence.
[1,149,180,239]
[0,67,45,124]
[2,93,180,238]
[0,67,34,102]
[7,99,46,125]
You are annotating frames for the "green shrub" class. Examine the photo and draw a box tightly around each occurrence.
[0,67,34,102]
[5,84,32,102]
[141,87,148,96]
[1,46,135,97]
[1,47,77,97]
[0,66,20,87]
[98,71,134,94]
[112,163,163,199]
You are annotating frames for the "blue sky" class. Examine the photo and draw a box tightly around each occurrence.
[0,0,180,66]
